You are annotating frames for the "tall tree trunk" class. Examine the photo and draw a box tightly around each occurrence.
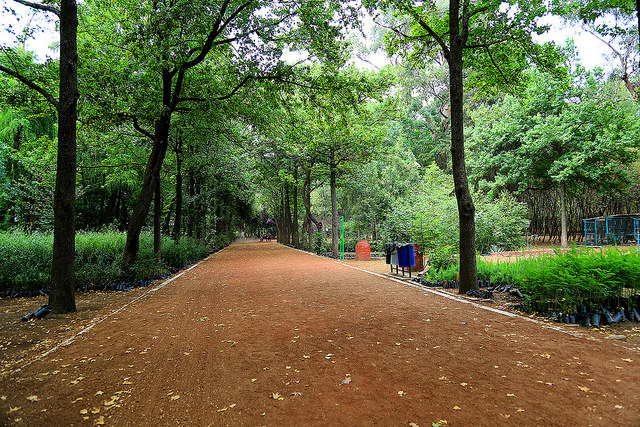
[154,176,161,259]
[173,144,183,242]
[284,182,292,244]
[103,191,117,227]
[122,65,175,269]
[163,200,173,235]
[187,170,195,237]
[448,0,478,294]
[560,181,568,248]
[9,127,21,226]
[195,180,202,241]
[49,0,78,313]
[330,150,339,257]
[303,167,322,250]
[122,112,170,268]
[292,166,299,247]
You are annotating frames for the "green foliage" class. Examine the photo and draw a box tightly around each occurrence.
[0,231,52,289]
[0,231,211,291]
[381,165,529,264]
[475,192,529,254]
[313,232,325,255]
[477,247,640,312]
[469,67,640,196]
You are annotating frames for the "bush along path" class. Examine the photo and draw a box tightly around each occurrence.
[1,241,639,426]
[418,247,640,330]
[0,232,212,299]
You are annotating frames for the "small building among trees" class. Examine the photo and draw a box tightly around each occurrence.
[584,214,640,246]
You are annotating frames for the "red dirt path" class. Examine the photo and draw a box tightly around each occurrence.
[1,241,639,426]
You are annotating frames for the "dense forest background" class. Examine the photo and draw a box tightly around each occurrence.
[1,0,639,310]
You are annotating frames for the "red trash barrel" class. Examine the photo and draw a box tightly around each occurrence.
[355,240,371,261]
[412,244,424,272]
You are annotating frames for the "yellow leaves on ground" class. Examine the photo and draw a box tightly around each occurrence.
[70,376,85,385]
[26,395,40,402]
[271,392,284,400]
[622,358,633,363]
[397,391,406,396]
[171,395,180,400]
[216,403,236,412]
[578,385,591,393]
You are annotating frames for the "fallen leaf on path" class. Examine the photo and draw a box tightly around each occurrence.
[540,353,551,359]
[507,393,516,397]
[271,392,284,400]
[578,386,590,392]
[251,378,257,382]
[8,407,21,414]
[0,396,6,400]
[460,383,468,386]
[71,397,83,403]
[95,391,103,396]
[398,391,406,396]
[80,409,88,415]
[171,395,180,400]
[622,358,633,363]
[26,395,40,402]
[95,416,105,425]
[216,403,236,412]
[453,406,460,410]
[91,407,100,414]
[341,378,352,385]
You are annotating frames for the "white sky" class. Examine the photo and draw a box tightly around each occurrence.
[0,3,617,71]
[534,15,614,71]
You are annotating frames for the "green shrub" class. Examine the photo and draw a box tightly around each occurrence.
[477,247,640,313]
[162,236,210,269]
[0,231,212,291]
[474,191,529,254]
[344,237,360,253]
[0,232,52,290]
[313,232,324,255]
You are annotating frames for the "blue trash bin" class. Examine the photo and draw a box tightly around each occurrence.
[397,245,415,268]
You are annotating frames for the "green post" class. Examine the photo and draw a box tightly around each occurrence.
[340,216,345,260]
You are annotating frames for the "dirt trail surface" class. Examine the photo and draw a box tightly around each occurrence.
[1,241,640,426]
